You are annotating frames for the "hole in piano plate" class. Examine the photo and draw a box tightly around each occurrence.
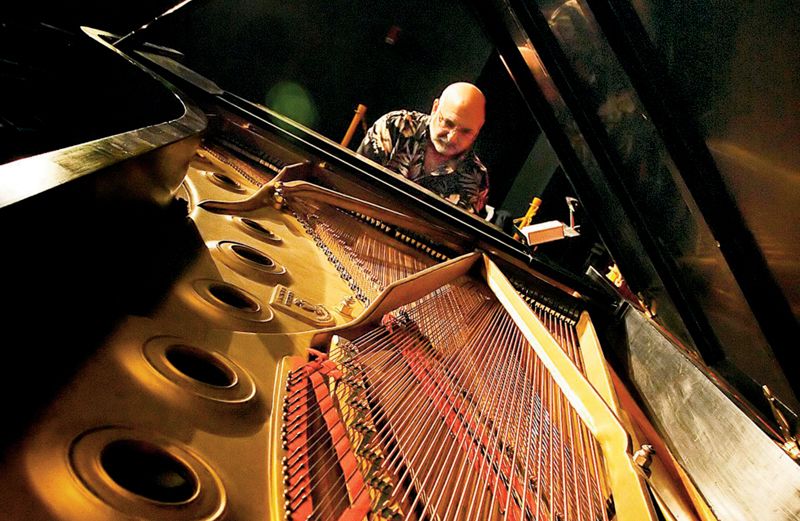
[100,439,198,504]
[215,241,286,276]
[230,243,275,268]
[141,336,258,408]
[165,345,237,388]
[236,217,282,243]
[190,279,274,324]
[204,171,246,193]
[68,426,225,518]
[207,282,260,312]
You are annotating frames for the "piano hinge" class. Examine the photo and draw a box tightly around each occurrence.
[763,385,800,462]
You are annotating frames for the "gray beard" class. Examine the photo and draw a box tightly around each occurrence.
[431,137,454,155]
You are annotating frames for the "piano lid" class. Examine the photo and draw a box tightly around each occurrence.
[0,20,206,209]
[473,0,800,417]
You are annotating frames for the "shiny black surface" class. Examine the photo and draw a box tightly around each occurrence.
[477,0,799,417]
[587,0,800,418]
[0,23,207,451]
[0,22,184,165]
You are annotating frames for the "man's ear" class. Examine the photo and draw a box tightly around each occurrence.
[431,98,439,114]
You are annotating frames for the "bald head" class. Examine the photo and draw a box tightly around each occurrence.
[439,82,486,125]
[429,82,485,158]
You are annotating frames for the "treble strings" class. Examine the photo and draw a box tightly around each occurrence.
[401,295,521,520]
[285,280,610,521]
[531,304,584,372]
[528,302,612,519]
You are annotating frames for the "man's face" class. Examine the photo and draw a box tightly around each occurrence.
[429,98,483,158]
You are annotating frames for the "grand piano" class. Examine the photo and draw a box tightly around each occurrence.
[1,1,798,520]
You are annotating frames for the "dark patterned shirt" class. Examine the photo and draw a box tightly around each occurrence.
[356,110,489,214]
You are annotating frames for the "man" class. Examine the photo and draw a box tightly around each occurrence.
[356,82,489,215]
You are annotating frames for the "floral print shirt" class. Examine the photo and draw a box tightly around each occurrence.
[356,110,489,214]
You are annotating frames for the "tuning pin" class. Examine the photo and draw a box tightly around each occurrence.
[632,444,655,478]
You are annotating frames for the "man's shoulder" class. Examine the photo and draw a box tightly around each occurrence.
[377,110,428,126]
[371,110,428,142]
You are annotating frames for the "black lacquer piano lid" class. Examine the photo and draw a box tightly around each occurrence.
[475,0,800,417]
[0,21,206,209]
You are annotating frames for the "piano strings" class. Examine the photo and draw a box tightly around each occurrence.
[288,188,586,372]
[282,279,610,520]
[536,306,583,371]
